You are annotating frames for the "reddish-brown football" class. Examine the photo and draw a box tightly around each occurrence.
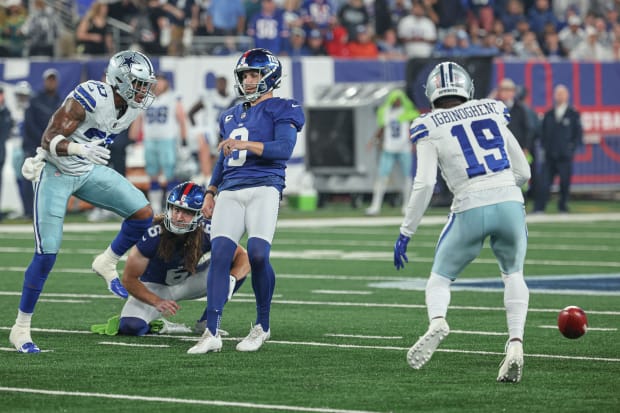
[558,306,588,339]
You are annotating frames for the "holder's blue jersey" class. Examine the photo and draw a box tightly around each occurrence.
[136,220,212,286]
[217,97,305,192]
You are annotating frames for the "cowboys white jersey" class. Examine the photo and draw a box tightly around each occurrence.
[409,98,530,213]
[45,80,142,176]
[142,91,180,141]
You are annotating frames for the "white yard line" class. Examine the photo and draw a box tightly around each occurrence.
[0,387,381,413]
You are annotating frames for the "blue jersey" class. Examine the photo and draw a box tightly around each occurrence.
[136,221,212,286]
[216,97,305,192]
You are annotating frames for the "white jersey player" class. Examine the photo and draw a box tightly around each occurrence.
[393,62,531,383]
[10,50,157,354]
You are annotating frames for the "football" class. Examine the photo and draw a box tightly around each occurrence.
[557,306,588,339]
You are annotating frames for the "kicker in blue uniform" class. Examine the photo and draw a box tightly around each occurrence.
[188,48,305,354]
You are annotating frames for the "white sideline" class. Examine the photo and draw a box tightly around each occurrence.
[0,387,381,413]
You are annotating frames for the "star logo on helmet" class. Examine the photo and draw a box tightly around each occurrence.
[120,55,137,69]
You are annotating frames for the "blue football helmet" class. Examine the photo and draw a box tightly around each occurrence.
[106,50,156,109]
[164,181,206,234]
[424,62,474,108]
[234,48,282,102]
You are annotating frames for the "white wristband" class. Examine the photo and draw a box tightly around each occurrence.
[67,141,83,156]
[49,135,67,156]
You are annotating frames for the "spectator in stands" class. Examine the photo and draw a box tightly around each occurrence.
[551,1,589,21]
[397,0,437,58]
[514,30,544,57]
[76,1,114,56]
[20,0,62,57]
[325,24,350,56]
[337,0,370,41]
[377,27,406,59]
[594,16,613,48]
[478,30,501,55]
[282,0,303,30]
[501,0,526,34]
[348,24,379,58]
[206,0,246,36]
[433,28,463,56]
[570,25,614,60]
[463,0,495,33]
[247,0,289,55]
[430,0,467,37]
[542,30,567,58]
[558,14,585,53]
[534,84,582,214]
[527,0,558,35]
[300,0,338,38]
[0,86,13,220]
[513,15,531,41]
[22,69,62,220]
[498,31,518,55]
[286,26,313,56]
[157,0,194,56]
[0,0,27,57]
[306,28,329,55]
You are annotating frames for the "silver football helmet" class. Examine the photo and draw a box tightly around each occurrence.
[424,62,474,108]
[106,50,156,109]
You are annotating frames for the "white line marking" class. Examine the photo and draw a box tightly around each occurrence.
[449,329,507,336]
[99,341,170,348]
[0,294,619,315]
[538,325,617,331]
[0,387,381,413]
[0,347,53,353]
[2,326,617,363]
[324,334,403,340]
[312,290,372,295]
[39,299,91,303]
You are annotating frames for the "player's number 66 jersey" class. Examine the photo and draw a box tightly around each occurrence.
[410,98,523,207]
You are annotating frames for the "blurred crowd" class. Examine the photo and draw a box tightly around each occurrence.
[1,0,619,60]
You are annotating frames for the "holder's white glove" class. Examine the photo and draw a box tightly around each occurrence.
[21,148,46,182]
[68,138,111,165]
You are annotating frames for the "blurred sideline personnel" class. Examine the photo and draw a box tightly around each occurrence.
[10,50,157,353]
[22,69,62,220]
[133,73,188,215]
[10,81,33,219]
[187,76,235,184]
[188,48,305,354]
[393,62,531,383]
[119,181,250,336]
[366,89,419,216]
[533,84,583,214]
[0,86,12,221]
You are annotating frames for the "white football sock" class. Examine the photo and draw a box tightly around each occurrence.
[425,272,452,321]
[502,271,529,341]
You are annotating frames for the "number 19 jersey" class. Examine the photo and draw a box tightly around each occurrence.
[410,98,529,212]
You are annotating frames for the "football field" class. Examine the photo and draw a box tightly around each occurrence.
[0,211,619,412]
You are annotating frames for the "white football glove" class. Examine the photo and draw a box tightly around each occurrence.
[21,148,46,182]
[67,138,111,165]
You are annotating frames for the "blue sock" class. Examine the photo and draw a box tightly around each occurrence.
[118,317,150,336]
[205,237,237,335]
[248,237,275,332]
[110,217,153,256]
[198,275,248,322]
[19,253,56,313]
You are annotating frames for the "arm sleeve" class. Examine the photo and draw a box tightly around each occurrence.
[261,123,297,160]
[209,152,225,188]
[400,140,438,237]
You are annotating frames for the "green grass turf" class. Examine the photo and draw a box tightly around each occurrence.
[0,205,619,413]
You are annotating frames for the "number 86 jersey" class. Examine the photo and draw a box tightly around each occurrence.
[409,98,531,212]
